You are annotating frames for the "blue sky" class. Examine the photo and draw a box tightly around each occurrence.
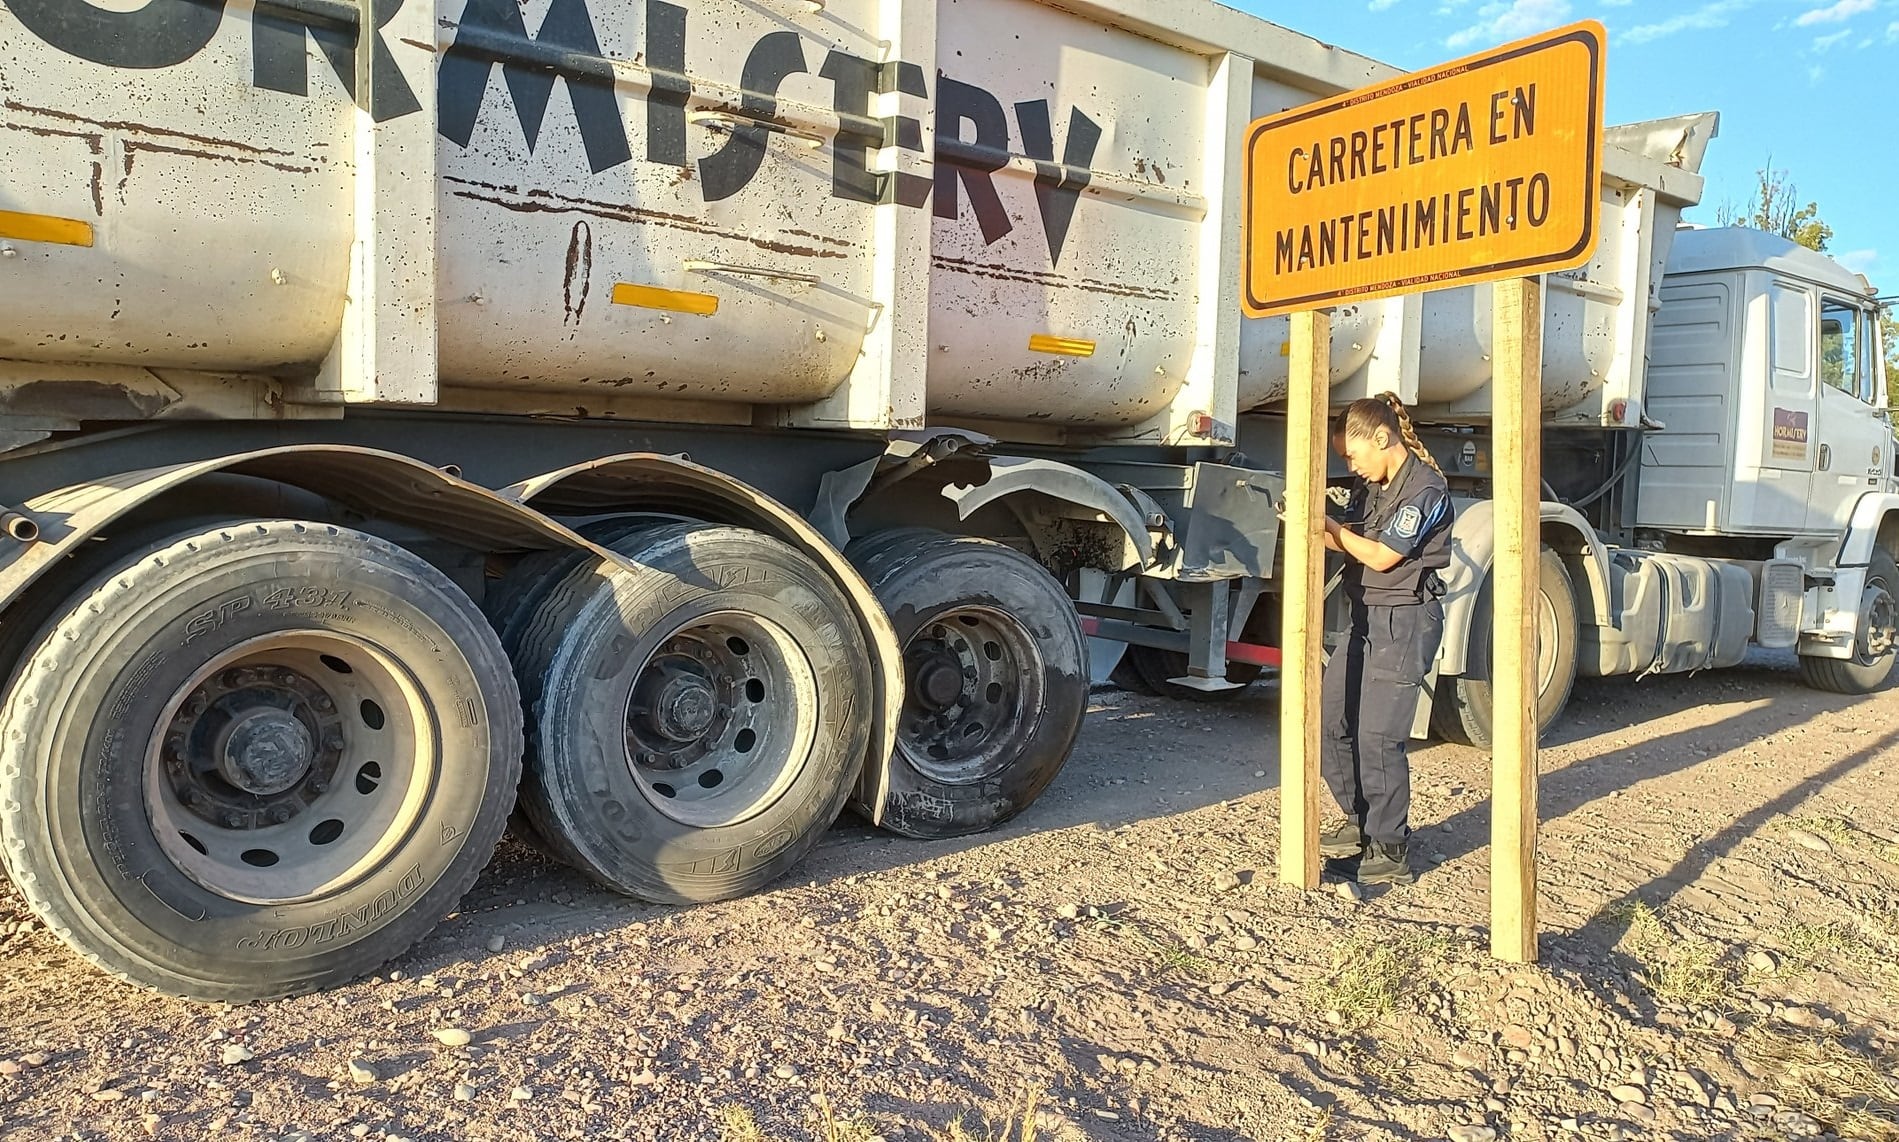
[1231,0,1898,297]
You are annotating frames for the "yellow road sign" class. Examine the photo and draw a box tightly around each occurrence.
[1242,21,1605,318]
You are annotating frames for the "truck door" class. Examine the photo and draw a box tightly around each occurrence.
[1750,280,1820,533]
[1808,298,1894,530]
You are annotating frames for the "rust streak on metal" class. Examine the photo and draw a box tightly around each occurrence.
[90,163,104,217]
[3,100,298,158]
[5,122,105,154]
[122,140,317,176]
[399,37,437,52]
[562,220,594,327]
[779,228,855,250]
[930,255,1179,302]
[447,179,855,261]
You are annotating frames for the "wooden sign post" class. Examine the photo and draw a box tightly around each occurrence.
[1240,22,1605,953]
[1491,278,1543,962]
[1278,309,1329,890]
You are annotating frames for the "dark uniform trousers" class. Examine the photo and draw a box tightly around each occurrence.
[1320,596,1444,846]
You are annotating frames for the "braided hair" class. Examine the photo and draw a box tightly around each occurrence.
[1334,392,1442,477]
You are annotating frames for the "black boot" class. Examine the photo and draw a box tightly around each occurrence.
[1319,819,1366,859]
[1356,840,1415,886]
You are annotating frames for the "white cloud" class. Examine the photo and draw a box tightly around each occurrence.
[1812,27,1853,49]
[1369,0,1401,10]
[1623,0,1750,45]
[1794,0,1876,26]
[1444,0,1573,48]
[1888,19,1899,41]
[1838,249,1880,275]
[1600,0,1634,5]
[1808,63,1827,83]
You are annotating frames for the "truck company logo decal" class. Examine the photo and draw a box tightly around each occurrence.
[1772,407,1811,461]
[4,0,1103,266]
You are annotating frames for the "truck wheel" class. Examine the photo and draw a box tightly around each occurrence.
[1432,545,1580,748]
[511,524,871,903]
[1798,549,1899,695]
[1108,654,1159,695]
[0,521,522,1002]
[847,532,1087,838]
[1122,644,1265,702]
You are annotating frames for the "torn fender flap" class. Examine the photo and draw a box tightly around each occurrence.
[502,452,906,826]
[0,444,602,617]
[942,455,1156,570]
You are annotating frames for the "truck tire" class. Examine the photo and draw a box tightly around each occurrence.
[1122,644,1265,701]
[1431,545,1580,748]
[482,514,688,648]
[1108,654,1159,695]
[511,524,871,903]
[0,521,522,1002]
[1798,549,1899,695]
[847,531,1087,838]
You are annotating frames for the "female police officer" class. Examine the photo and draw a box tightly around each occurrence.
[1317,393,1454,885]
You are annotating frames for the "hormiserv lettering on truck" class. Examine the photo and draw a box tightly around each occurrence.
[2,0,1105,267]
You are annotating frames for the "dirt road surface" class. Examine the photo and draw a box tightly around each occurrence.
[1,654,1896,1142]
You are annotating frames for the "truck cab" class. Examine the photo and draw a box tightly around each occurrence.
[1641,227,1895,541]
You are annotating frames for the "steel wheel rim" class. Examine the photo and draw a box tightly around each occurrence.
[898,606,1045,785]
[1536,586,1561,695]
[1855,580,1897,665]
[621,611,817,828]
[144,633,436,906]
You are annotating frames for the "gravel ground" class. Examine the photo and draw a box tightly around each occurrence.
[2,651,1896,1142]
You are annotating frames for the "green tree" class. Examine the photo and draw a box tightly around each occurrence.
[1881,302,1898,409]
[1716,160,1835,252]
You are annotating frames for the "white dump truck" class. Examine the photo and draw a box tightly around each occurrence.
[0,0,1891,1000]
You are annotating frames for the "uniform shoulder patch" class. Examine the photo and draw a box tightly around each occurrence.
[1391,504,1423,539]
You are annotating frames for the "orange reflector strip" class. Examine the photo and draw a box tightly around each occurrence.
[1028,334,1095,357]
[0,210,93,248]
[612,282,719,316]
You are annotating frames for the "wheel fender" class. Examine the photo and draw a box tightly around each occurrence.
[940,455,1156,571]
[1835,492,1899,568]
[502,453,906,827]
[0,444,598,620]
[1437,499,1612,677]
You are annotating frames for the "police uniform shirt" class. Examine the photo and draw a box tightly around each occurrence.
[1344,455,1453,606]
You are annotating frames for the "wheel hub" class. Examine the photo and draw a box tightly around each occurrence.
[163,665,345,830]
[1860,584,1896,660]
[898,609,1044,785]
[217,710,314,795]
[650,673,718,741]
[620,615,814,829]
[913,654,967,711]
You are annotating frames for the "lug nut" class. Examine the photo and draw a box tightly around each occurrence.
[306,777,329,795]
[324,734,345,752]
[268,805,292,824]
[220,811,245,829]
[277,670,298,687]
[179,787,200,806]
[313,694,334,713]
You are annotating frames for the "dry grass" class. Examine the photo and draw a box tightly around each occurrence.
[717,1105,767,1142]
[1775,920,1880,973]
[1305,930,1451,1032]
[1147,939,1217,981]
[1739,1025,1899,1141]
[1789,814,1899,865]
[812,1093,881,1142]
[935,1088,1047,1142]
[1610,900,1732,1007]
